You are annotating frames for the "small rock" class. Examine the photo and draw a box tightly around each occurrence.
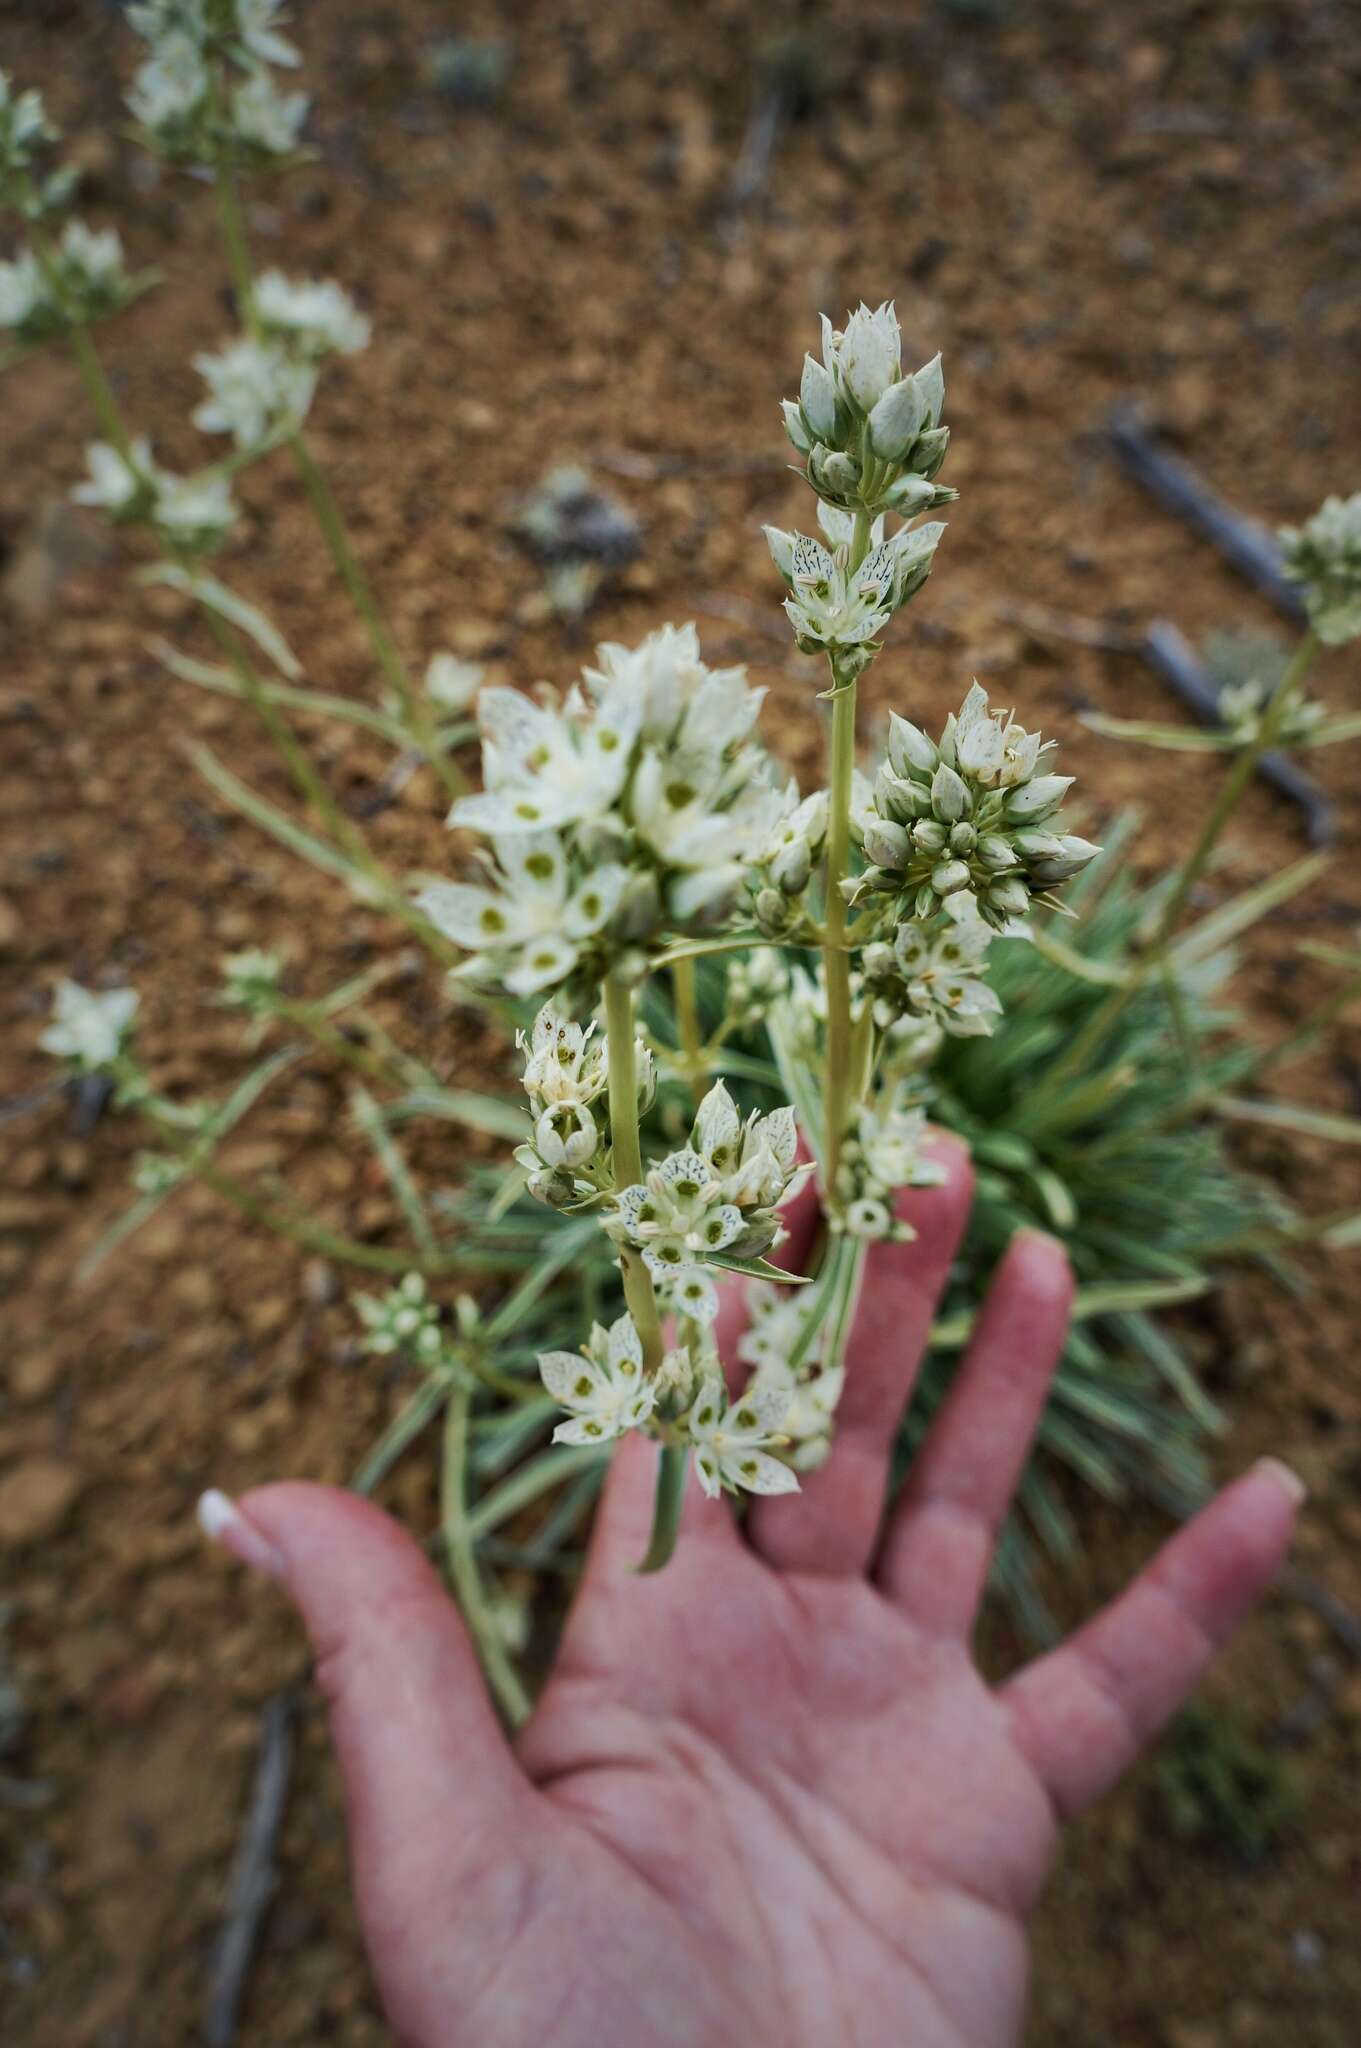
[0,1460,83,1545]
[301,1258,339,1307]
[9,1352,62,1405]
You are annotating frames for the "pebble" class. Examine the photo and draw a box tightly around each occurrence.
[0,1460,83,1545]
[9,1352,63,1405]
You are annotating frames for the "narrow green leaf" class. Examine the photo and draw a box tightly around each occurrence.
[1214,1094,1361,1145]
[706,1252,812,1285]
[188,741,384,901]
[142,564,302,678]
[386,1086,525,1141]
[1171,854,1330,967]
[351,1084,437,1254]
[1082,713,1237,753]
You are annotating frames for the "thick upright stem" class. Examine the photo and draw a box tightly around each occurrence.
[820,505,873,1200]
[603,974,665,1371]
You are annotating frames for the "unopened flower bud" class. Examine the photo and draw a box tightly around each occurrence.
[1027,834,1100,885]
[912,818,947,854]
[771,836,812,894]
[948,821,976,855]
[908,426,950,480]
[809,445,860,497]
[1004,774,1073,821]
[755,886,789,935]
[838,300,901,412]
[867,374,924,461]
[986,877,1030,918]
[781,397,813,455]
[888,713,938,778]
[931,859,972,897]
[930,761,969,824]
[976,834,1017,872]
[800,353,839,441]
[863,819,911,869]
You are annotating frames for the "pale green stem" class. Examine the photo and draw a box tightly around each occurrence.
[672,955,704,1108]
[637,1444,689,1575]
[820,504,873,1199]
[1045,630,1320,1093]
[603,973,665,1372]
[442,1385,532,1728]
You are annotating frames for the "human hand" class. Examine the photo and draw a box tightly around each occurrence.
[202,1139,1301,2048]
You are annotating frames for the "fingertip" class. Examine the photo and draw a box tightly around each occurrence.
[1251,1455,1307,1510]
[1001,1225,1075,1309]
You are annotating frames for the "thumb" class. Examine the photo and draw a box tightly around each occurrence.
[198,1482,526,1905]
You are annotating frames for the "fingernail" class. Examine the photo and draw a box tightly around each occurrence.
[1252,1457,1307,1508]
[197,1488,287,1578]
[1011,1223,1063,1248]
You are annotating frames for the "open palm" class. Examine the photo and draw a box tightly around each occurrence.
[217,1140,1299,2048]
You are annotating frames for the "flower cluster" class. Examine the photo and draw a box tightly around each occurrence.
[1280,492,1361,647]
[857,681,1098,928]
[539,1312,661,1445]
[537,1312,800,1500]
[254,269,371,358]
[515,1003,655,1206]
[219,946,284,1010]
[192,273,367,452]
[1218,676,1326,749]
[751,786,828,935]
[0,71,74,220]
[736,1281,844,1471]
[420,625,786,1000]
[73,438,237,556]
[765,507,945,674]
[861,898,1002,1040]
[0,220,132,343]
[605,1081,809,1322]
[354,1272,444,1364]
[833,1085,943,1242]
[782,301,957,519]
[128,0,307,167]
[40,979,139,1072]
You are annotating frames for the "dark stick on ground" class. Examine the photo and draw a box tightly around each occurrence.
[1107,404,1308,623]
[1138,620,1333,848]
[204,1691,298,2048]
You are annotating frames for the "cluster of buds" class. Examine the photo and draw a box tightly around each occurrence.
[765,506,945,677]
[861,899,1002,1040]
[605,1082,809,1324]
[73,437,237,556]
[0,221,133,344]
[783,302,957,521]
[192,272,369,452]
[857,682,1098,929]
[735,1281,844,1471]
[420,625,787,1001]
[127,0,307,168]
[751,785,828,935]
[40,979,140,1073]
[354,1272,444,1365]
[515,1004,655,1207]
[722,946,791,1032]
[1218,675,1326,749]
[832,1085,943,1242]
[538,1312,800,1501]
[1280,492,1361,647]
